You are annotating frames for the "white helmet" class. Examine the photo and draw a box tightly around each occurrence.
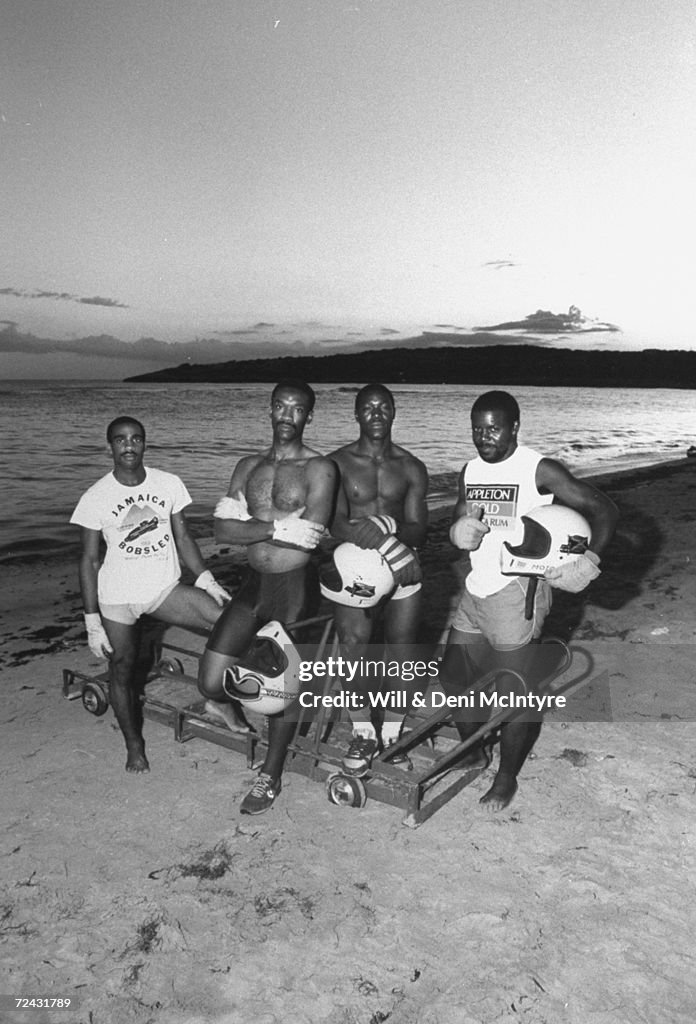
[500,504,592,578]
[222,621,301,716]
[320,542,395,608]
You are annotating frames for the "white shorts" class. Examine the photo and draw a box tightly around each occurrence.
[99,580,179,626]
[391,581,422,601]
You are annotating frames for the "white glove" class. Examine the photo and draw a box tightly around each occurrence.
[214,493,251,521]
[545,551,601,593]
[349,514,398,549]
[450,513,490,551]
[272,507,325,550]
[377,536,422,586]
[84,612,113,659]
[195,570,231,606]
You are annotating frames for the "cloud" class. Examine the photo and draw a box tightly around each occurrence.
[474,306,620,335]
[0,323,179,360]
[0,286,128,308]
[79,296,128,307]
[0,323,308,363]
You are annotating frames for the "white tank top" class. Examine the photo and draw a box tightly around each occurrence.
[463,445,552,597]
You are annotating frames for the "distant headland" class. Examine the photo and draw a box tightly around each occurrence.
[125,342,696,389]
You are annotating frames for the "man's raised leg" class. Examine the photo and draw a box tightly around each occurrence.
[154,585,252,733]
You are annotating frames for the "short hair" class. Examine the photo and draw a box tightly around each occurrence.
[471,390,520,425]
[106,416,146,443]
[271,379,316,413]
[354,383,395,413]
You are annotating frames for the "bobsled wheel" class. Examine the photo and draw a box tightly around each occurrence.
[82,681,109,716]
[156,656,184,676]
[327,773,367,808]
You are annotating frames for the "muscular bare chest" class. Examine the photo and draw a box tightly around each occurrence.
[246,459,308,517]
[341,456,408,512]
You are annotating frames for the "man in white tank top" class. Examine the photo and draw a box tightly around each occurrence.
[440,391,618,811]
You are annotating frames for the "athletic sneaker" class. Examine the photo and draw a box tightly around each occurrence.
[240,772,281,815]
[342,734,378,776]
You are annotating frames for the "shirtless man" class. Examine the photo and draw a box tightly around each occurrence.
[197,380,336,814]
[328,383,428,773]
[440,390,618,811]
[71,416,230,773]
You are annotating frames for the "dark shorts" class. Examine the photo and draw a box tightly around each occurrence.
[206,565,317,658]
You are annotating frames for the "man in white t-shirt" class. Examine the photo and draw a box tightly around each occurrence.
[440,391,618,811]
[71,416,230,773]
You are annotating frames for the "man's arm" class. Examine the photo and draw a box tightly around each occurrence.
[329,455,356,543]
[171,510,211,577]
[77,527,113,658]
[452,465,468,521]
[536,458,619,593]
[78,527,102,615]
[396,458,428,549]
[302,456,338,530]
[536,458,618,556]
[171,511,230,605]
[449,464,490,551]
[214,456,333,551]
[213,457,276,547]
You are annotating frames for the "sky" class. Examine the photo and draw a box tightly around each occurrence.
[2,0,695,378]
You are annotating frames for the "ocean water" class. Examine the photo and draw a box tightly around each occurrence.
[1,380,693,563]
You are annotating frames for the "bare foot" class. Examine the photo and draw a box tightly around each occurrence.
[479,774,517,812]
[125,749,150,773]
[459,744,490,770]
[204,699,253,734]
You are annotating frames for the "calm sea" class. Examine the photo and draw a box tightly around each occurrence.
[1,380,693,563]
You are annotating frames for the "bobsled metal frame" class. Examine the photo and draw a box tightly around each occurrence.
[62,615,597,827]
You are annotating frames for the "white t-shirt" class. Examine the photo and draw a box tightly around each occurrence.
[463,445,552,598]
[70,467,192,605]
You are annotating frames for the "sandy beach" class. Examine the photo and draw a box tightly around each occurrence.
[1,460,695,1024]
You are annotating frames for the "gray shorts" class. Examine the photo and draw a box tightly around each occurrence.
[451,577,552,650]
[99,580,179,626]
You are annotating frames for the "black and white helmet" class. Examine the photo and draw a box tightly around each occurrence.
[320,542,395,608]
[223,621,301,716]
[501,504,592,577]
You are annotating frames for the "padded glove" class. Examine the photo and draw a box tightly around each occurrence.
[84,612,113,659]
[545,551,601,593]
[349,514,398,549]
[214,493,251,521]
[377,536,422,586]
[272,508,325,550]
[195,570,231,606]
